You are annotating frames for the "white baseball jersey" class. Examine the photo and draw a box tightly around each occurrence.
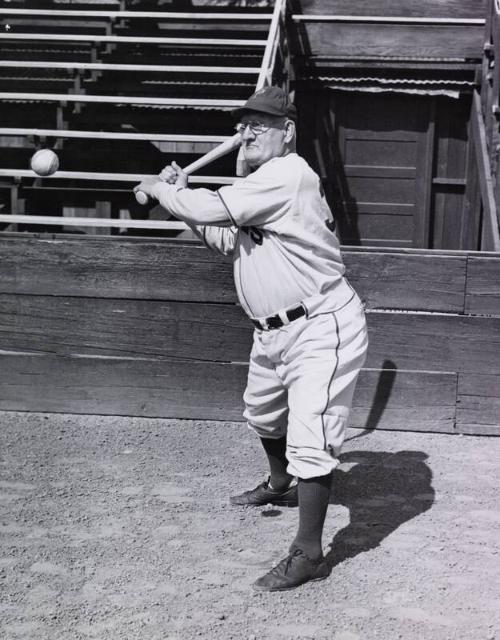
[152,153,354,320]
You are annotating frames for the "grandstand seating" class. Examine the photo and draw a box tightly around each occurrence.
[0,1,281,234]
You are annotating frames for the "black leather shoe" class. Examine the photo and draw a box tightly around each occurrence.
[253,548,330,592]
[229,478,298,507]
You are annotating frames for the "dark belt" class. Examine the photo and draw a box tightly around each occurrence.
[251,304,306,331]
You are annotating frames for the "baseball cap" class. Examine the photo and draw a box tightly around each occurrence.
[232,85,297,121]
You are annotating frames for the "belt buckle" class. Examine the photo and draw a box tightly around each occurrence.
[267,315,282,330]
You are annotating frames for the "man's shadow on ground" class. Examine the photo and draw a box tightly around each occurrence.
[325,449,434,568]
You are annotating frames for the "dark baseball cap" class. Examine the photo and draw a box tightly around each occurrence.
[232,85,297,121]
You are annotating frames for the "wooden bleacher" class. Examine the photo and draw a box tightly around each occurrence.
[0,1,280,233]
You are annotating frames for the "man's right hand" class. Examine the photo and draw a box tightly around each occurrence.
[159,161,188,188]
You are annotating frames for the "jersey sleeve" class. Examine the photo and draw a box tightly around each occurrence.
[151,182,234,227]
[193,225,238,256]
[216,155,300,228]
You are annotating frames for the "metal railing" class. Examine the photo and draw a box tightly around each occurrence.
[256,0,288,91]
[0,9,272,20]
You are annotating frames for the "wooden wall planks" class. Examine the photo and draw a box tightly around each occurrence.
[0,294,251,362]
[0,353,248,421]
[343,251,466,312]
[0,237,474,311]
[0,352,458,433]
[0,236,236,302]
[297,23,483,60]
[0,236,499,434]
[350,369,457,433]
[2,294,499,373]
[456,373,500,434]
[465,257,500,316]
[365,312,500,375]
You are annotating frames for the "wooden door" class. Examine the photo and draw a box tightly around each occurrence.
[329,92,434,248]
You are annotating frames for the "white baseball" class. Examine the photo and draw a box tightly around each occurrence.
[30,149,59,176]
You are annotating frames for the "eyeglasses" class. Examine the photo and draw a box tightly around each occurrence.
[235,121,275,136]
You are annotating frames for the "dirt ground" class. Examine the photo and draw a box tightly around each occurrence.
[1,412,499,640]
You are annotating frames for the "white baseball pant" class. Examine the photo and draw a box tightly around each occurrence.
[243,294,368,479]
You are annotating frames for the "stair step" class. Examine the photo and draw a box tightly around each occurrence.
[0,45,264,66]
[103,51,264,66]
[72,106,236,134]
[0,45,95,62]
[0,102,238,133]
[0,0,272,232]
[1,23,269,38]
[0,82,256,100]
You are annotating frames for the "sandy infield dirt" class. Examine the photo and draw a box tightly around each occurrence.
[1,412,499,640]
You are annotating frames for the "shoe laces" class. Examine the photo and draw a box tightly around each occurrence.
[241,481,267,497]
[270,548,304,577]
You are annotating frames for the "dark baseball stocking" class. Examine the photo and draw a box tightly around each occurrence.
[292,473,332,560]
[260,436,294,491]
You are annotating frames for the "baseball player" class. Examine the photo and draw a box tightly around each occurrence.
[134,85,368,592]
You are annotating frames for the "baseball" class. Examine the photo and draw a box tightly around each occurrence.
[30,149,59,176]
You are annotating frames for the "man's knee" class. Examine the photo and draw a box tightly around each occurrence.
[285,408,349,479]
[247,420,287,440]
[286,444,340,479]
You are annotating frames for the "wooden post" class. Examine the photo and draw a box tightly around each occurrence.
[471,90,500,251]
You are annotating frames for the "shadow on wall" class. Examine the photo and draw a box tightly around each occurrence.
[347,360,398,440]
[364,364,398,430]
[326,449,434,569]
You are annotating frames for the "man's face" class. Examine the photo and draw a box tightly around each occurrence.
[237,111,292,168]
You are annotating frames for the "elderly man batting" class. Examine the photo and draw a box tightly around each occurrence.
[134,85,368,592]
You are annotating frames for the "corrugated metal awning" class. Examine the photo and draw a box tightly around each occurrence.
[301,72,477,98]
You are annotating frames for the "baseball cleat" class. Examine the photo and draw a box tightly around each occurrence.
[252,547,330,592]
[229,478,298,507]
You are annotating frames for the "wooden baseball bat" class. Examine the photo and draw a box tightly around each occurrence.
[134,132,241,205]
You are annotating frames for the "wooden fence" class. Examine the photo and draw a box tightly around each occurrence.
[0,236,499,435]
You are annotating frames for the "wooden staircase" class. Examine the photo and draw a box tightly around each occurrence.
[0,0,287,234]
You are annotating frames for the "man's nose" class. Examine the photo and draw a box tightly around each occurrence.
[241,125,256,141]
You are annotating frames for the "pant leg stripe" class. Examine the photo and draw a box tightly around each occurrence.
[321,312,341,451]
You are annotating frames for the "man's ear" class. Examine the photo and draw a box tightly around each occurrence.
[284,119,296,144]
